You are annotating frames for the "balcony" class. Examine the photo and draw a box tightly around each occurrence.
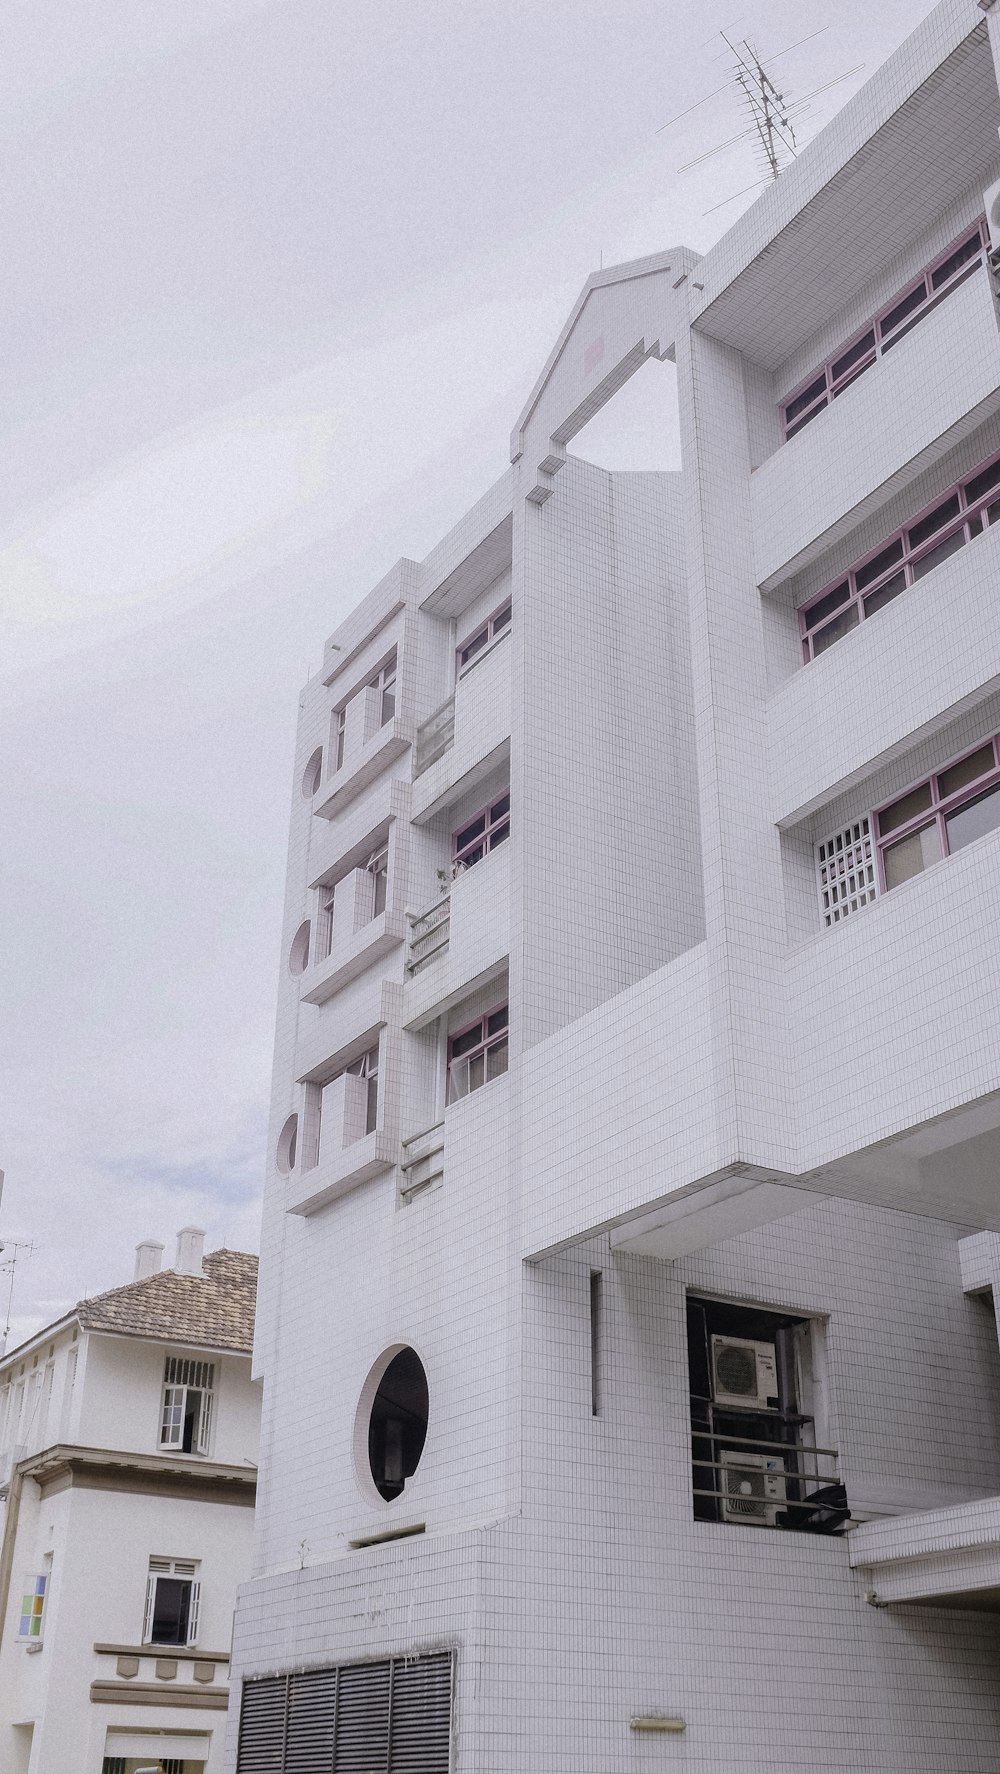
[300,910,406,1007]
[850,1495,1000,1610]
[313,716,411,820]
[752,268,1000,590]
[768,517,1000,824]
[399,1120,445,1198]
[402,845,510,1031]
[413,698,455,777]
[410,639,511,823]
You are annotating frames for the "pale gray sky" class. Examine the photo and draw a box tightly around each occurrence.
[1,0,933,1342]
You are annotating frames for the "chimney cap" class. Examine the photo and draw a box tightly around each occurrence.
[133,1240,165,1283]
[174,1226,206,1277]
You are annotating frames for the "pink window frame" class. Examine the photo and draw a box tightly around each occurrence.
[798,448,1000,662]
[780,220,988,441]
[452,793,510,868]
[370,652,397,727]
[446,1002,509,1099]
[456,600,512,673]
[874,732,1000,891]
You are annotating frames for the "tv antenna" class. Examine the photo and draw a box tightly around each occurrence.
[658,26,864,211]
[0,1239,37,1356]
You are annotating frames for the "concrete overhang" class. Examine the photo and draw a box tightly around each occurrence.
[850,1493,1000,1611]
[691,10,999,371]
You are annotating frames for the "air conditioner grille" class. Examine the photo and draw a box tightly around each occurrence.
[714,1344,758,1397]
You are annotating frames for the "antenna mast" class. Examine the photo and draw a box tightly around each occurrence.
[0,1239,36,1356]
[722,31,796,180]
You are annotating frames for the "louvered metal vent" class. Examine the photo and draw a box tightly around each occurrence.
[236,1652,453,1774]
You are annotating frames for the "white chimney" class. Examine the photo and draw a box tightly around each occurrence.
[134,1240,164,1282]
[174,1226,205,1277]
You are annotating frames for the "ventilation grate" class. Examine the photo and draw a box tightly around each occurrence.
[236,1652,453,1774]
[815,818,878,926]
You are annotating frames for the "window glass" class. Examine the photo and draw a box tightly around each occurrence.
[830,330,875,385]
[803,581,850,631]
[784,375,826,425]
[459,626,489,666]
[878,781,933,835]
[879,279,927,339]
[931,231,982,289]
[907,493,961,553]
[492,604,511,633]
[862,571,907,619]
[964,457,1000,505]
[883,822,942,888]
[911,527,966,581]
[937,743,995,801]
[811,605,859,656]
[854,537,904,593]
[944,783,1000,853]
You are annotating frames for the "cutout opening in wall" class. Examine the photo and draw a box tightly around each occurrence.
[302,747,323,798]
[276,1114,298,1175]
[568,356,681,473]
[355,1344,429,1504]
[288,920,311,976]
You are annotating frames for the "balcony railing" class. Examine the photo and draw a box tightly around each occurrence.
[691,1402,846,1533]
[399,1121,445,1197]
[405,895,450,974]
[413,696,455,776]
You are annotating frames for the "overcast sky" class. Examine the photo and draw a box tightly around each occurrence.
[0,0,934,1344]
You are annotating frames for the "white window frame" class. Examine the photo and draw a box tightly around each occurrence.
[143,1557,201,1648]
[159,1357,215,1456]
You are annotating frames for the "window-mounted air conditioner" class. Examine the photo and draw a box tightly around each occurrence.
[720,1450,786,1526]
[711,1334,779,1409]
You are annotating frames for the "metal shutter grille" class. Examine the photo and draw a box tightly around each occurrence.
[237,1675,288,1771]
[286,1667,338,1772]
[389,1653,452,1773]
[236,1653,453,1774]
[335,1659,391,1772]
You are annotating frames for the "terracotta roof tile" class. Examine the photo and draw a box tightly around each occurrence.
[75,1248,257,1353]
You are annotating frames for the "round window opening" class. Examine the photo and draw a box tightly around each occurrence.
[302,747,323,798]
[368,1347,429,1501]
[288,919,311,977]
[276,1114,298,1175]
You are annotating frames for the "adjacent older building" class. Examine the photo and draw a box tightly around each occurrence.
[0,1230,260,1774]
[231,1,1000,1767]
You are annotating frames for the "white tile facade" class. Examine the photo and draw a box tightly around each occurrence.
[231,4,1000,1767]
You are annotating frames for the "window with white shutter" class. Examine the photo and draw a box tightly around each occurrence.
[236,1652,453,1774]
[159,1356,215,1455]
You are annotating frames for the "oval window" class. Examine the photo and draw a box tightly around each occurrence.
[276,1114,298,1175]
[288,920,311,977]
[366,1347,429,1502]
[302,748,323,798]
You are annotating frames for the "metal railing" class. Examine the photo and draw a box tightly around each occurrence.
[399,1121,445,1196]
[405,896,450,974]
[690,1402,845,1533]
[413,696,455,776]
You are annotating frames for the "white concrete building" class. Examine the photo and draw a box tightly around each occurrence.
[231,2,1000,1767]
[0,1231,260,1774]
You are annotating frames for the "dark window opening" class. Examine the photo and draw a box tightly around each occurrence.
[368,1348,429,1501]
[687,1296,847,1535]
[149,1577,193,1645]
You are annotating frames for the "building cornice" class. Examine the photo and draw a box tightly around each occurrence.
[18,1443,257,1506]
[90,1679,230,1709]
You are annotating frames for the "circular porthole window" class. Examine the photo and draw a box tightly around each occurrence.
[276,1114,298,1175]
[302,747,323,798]
[359,1346,429,1502]
[288,920,311,977]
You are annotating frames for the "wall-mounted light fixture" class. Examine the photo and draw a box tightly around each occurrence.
[630,1716,686,1733]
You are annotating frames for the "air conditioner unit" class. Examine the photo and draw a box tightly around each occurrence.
[711,1334,779,1408]
[720,1450,786,1526]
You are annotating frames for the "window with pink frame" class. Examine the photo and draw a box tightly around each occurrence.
[447,1004,508,1101]
[781,221,987,441]
[875,734,1000,892]
[453,793,510,871]
[798,450,1000,661]
[457,601,511,672]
